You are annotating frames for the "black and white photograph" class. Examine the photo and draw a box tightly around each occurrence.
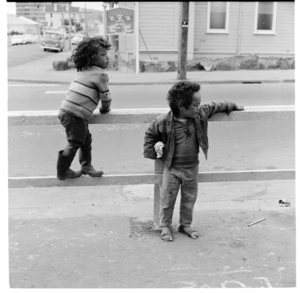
[4,0,297,289]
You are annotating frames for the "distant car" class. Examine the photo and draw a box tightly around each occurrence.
[71,32,89,45]
[41,30,65,52]
[22,34,36,44]
[11,34,36,45]
[11,35,23,45]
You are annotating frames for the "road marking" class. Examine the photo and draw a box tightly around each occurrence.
[44,90,67,94]
[8,84,61,87]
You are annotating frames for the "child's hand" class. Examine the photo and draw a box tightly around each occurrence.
[233,105,244,111]
[154,142,164,158]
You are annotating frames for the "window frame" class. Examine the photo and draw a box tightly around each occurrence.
[254,2,277,35]
[206,2,230,34]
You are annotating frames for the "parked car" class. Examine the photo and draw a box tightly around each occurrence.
[11,34,36,45]
[11,35,23,45]
[41,30,65,52]
[22,34,37,44]
[71,32,89,45]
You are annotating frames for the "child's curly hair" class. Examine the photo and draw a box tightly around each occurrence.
[167,81,201,117]
[71,37,111,71]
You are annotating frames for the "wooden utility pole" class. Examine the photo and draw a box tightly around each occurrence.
[85,3,88,31]
[62,13,65,37]
[177,2,189,80]
[109,2,116,48]
[103,3,107,40]
[135,1,139,74]
[37,4,40,42]
[68,2,71,50]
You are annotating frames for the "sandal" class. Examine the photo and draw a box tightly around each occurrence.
[161,226,174,242]
[178,225,199,239]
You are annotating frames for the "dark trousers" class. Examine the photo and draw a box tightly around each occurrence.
[59,110,92,160]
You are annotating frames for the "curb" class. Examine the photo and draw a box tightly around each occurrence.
[7,78,295,85]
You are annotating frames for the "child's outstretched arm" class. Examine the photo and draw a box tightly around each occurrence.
[201,101,244,119]
[97,73,111,114]
[233,104,244,111]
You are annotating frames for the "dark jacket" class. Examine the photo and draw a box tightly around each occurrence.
[143,100,237,169]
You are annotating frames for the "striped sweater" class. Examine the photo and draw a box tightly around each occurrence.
[60,66,111,120]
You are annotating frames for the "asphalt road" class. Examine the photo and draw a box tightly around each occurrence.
[7,40,75,69]
[7,82,295,111]
[8,119,295,177]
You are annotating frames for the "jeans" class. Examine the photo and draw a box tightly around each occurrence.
[59,110,92,159]
[160,164,199,227]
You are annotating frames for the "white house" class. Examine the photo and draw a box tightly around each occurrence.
[116,2,294,62]
[44,4,81,30]
[44,4,102,33]
[7,14,39,35]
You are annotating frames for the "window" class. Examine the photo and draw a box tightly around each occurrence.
[44,33,60,39]
[254,2,277,34]
[50,13,52,18]
[207,2,230,33]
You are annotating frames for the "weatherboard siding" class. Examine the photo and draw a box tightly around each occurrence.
[239,2,294,55]
[194,2,240,55]
[192,1,294,57]
[118,1,294,60]
[118,1,179,54]
[139,2,179,51]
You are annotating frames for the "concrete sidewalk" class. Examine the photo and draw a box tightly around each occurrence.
[7,50,295,85]
[9,180,296,288]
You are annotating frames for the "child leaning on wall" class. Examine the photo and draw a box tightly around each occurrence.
[56,37,112,180]
[143,81,244,242]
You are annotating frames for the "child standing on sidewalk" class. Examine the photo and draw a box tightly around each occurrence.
[144,81,244,242]
[57,37,112,180]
